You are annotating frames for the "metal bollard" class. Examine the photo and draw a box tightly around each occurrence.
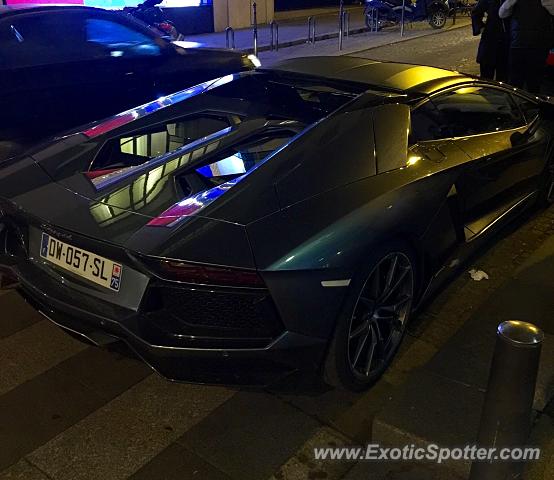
[307,16,316,45]
[469,321,544,480]
[270,20,279,51]
[400,0,406,37]
[338,0,344,50]
[367,7,379,32]
[225,27,235,49]
[341,10,350,38]
[252,2,258,56]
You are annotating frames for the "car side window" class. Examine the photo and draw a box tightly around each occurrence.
[85,18,161,58]
[411,87,526,143]
[513,95,540,124]
[0,12,160,69]
[0,13,88,68]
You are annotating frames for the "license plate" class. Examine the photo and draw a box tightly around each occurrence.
[39,233,122,292]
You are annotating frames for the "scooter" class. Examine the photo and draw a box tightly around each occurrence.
[364,0,452,30]
[124,0,184,41]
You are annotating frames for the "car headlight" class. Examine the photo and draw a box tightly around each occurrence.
[246,54,262,68]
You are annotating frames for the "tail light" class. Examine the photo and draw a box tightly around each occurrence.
[146,258,266,288]
[157,22,174,34]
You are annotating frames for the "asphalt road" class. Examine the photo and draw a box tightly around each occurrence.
[0,26,553,480]
[354,23,480,75]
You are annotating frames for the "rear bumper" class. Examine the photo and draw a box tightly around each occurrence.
[5,258,327,387]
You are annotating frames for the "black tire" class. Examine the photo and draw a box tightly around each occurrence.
[323,242,416,392]
[428,10,447,29]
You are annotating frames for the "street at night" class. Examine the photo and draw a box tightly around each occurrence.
[0,2,553,480]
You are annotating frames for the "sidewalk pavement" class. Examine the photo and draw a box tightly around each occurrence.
[187,6,367,52]
[256,16,472,67]
[185,6,472,65]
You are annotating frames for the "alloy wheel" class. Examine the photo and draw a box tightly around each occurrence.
[429,12,447,29]
[347,252,414,380]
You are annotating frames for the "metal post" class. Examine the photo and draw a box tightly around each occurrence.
[342,10,350,38]
[469,321,544,480]
[367,7,380,33]
[270,21,279,51]
[338,0,344,50]
[225,27,235,49]
[400,0,406,37]
[252,2,258,56]
[307,16,316,45]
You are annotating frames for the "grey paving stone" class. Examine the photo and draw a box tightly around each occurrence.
[535,336,554,412]
[0,460,50,480]
[383,337,438,387]
[426,277,553,388]
[54,347,151,401]
[372,370,484,478]
[331,378,396,443]
[27,376,234,480]
[0,291,42,339]
[523,414,554,480]
[129,443,231,480]
[0,320,87,396]
[178,391,321,480]
[269,427,353,480]
[343,459,465,480]
[0,367,104,471]
[273,383,361,428]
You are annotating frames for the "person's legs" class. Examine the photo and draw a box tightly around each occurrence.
[495,45,510,83]
[480,64,495,80]
[524,48,548,93]
[509,48,527,88]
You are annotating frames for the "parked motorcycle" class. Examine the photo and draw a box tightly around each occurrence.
[124,0,184,41]
[364,0,452,30]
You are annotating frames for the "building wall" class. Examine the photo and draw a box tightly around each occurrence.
[213,0,274,31]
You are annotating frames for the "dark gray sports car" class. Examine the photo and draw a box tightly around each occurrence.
[1,57,553,391]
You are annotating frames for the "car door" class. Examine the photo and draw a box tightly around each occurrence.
[411,85,548,241]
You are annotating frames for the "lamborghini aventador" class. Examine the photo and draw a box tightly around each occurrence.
[0,57,552,391]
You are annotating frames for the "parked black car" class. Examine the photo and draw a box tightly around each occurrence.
[0,57,552,391]
[364,0,452,30]
[0,5,259,160]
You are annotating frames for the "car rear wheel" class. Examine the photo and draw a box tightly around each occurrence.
[324,245,415,391]
[428,10,447,29]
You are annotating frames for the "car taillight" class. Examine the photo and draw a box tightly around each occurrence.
[157,22,173,33]
[152,259,266,288]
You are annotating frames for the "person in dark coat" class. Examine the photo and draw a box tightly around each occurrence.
[472,0,510,81]
[499,0,554,93]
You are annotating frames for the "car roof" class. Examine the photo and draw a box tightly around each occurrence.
[265,56,473,95]
[0,5,110,17]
